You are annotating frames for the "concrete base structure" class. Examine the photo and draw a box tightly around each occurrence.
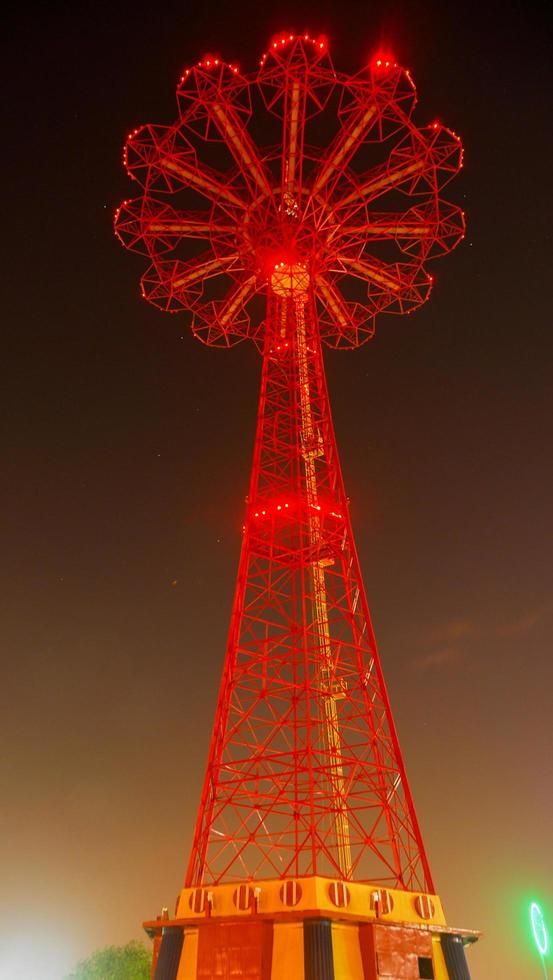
[145,877,479,980]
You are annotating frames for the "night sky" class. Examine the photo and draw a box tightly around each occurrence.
[3,0,552,978]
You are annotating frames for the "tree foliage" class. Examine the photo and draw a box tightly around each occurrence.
[65,940,151,980]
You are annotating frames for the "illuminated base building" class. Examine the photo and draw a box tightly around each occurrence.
[147,877,478,980]
[115,31,480,980]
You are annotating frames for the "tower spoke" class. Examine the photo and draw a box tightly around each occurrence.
[309,104,378,201]
[159,155,246,209]
[316,276,354,329]
[208,101,274,200]
[338,156,427,214]
[146,213,230,238]
[339,254,426,295]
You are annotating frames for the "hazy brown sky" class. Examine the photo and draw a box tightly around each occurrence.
[2,0,552,978]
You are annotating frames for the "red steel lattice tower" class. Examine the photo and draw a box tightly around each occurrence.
[116,34,475,979]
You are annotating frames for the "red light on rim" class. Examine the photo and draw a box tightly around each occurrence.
[371,51,397,70]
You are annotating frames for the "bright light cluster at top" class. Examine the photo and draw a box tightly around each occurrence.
[259,32,328,66]
[180,57,239,83]
[373,54,398,69]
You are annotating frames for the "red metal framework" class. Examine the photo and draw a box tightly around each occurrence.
[116,33,464,894]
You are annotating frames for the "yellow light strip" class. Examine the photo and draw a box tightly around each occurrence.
[341,256,402,293]
[148,221,228,236]
[161,158,244,208]
[312,106,376,196]
[317,279,350,327]
[340,158,425,209]
[219,277,257,326]
[211,103,271,197]
[347,223,431,238]
[173,255,233,289]
[286,81,301,195]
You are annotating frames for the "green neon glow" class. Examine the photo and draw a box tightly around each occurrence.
[531,902,549,957]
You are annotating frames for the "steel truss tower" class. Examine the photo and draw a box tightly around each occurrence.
[116,31,479,980]
[186,284,432,893]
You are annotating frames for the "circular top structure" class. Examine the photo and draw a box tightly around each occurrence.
[115,32,464,349]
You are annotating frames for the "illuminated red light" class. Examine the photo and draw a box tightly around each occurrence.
[372,52,397,71]
[250,498,347,521]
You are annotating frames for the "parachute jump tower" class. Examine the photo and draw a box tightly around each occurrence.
[116,31,479,980]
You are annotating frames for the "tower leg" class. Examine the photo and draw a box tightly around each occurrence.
[304,919,335,980]
[440,933,472,979]
[153,927,184,980]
